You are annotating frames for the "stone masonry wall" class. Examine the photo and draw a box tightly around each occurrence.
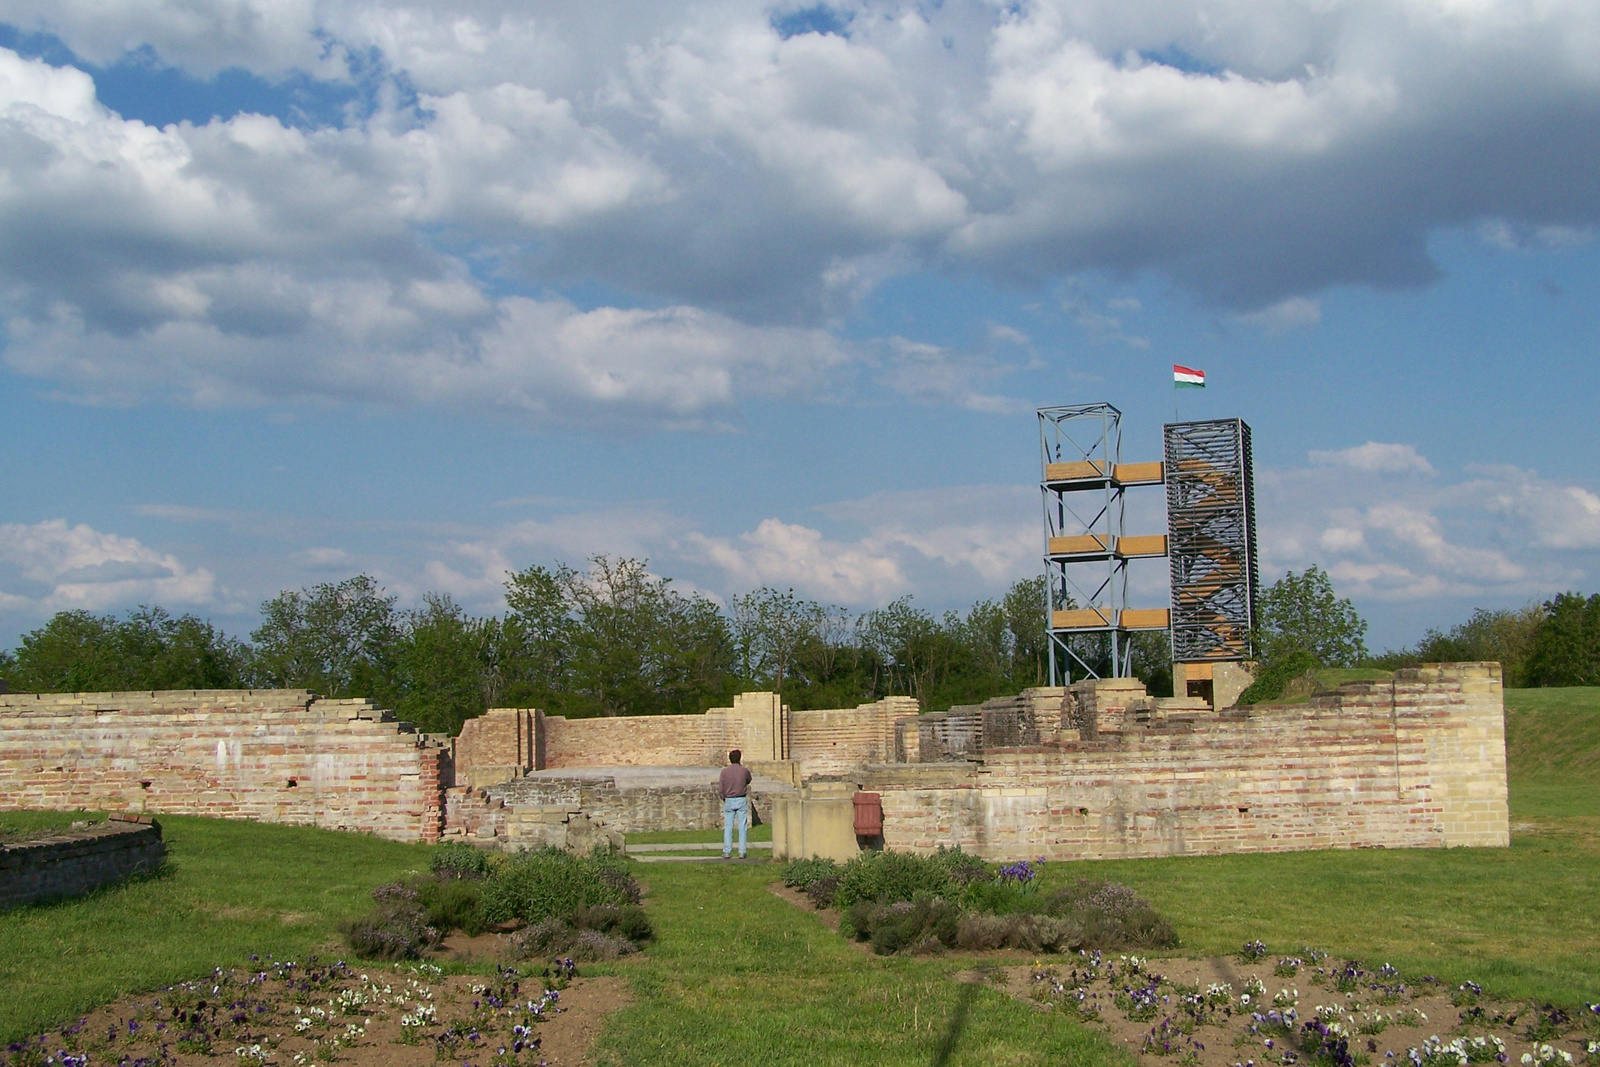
[0,690,448,843]
[787,697,919,777]
[861,664,1510,861]
[1,815,167,910]
[455,693,908,781]
[484,775,783,834]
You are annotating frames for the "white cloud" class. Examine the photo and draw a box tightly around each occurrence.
[1238,296,1321,333]
[1309,442,1436,475]
[0,519,216,612]
[2,2,1600,414]
[686,519,906,603]
[1255,451,1600,603]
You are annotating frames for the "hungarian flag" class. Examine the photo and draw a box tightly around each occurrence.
[1173,364,1205,388]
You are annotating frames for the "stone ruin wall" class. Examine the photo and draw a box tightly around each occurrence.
[1,814,168,910]
[0,664,1510,859]
[863,663,1509,861]
[451,693,918,784]
[0,690,449,843]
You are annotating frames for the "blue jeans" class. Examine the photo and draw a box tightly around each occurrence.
[722,796,749,857]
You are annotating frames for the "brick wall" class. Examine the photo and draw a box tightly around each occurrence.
[788,697,919,777]
[0,690,447,843]
[1,815,167,909]
[862,664,1510,861]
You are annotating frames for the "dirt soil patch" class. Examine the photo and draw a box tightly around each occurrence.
[0,956,630,1067]
[988,952,1600,1067]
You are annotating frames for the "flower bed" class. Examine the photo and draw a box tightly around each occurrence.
[0,955,589,1067]
[1005,944,1600,1067]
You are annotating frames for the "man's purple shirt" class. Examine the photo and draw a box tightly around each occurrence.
[718,763,752,799]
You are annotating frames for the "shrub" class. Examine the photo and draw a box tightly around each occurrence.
[572,903,654,943]
[782,856,840,890]
[504,915,643,962]
[959,878,1039,915]
[480,848,631,925]
[342,882,442,959]
[1040,879,1179,951]
[931,845,991,887]
[805,875,841,909]
[955,912,1082,952]
[833,850,955,909]
[847,896,961,955]
[431,841,490,879]
[413,876,487,936]
[504,918,575,960]
[569,929,637,962]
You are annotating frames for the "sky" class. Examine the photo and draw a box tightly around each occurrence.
[3,0,1600,654]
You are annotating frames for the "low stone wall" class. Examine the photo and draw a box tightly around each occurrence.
[484,770,787,835]
[0,815,167,909]
[0,690,450,843]
[858,664,1510,861]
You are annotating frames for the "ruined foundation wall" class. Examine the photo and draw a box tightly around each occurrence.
[0,815,167,910]
[787,697,919,777]
[863,664,1509,861]
[484,775,782,834]
[456,694,915,780]
[0,691,447,843]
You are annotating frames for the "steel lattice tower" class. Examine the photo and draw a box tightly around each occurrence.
[1039,404,1168,684]
[1163,418,1259,663]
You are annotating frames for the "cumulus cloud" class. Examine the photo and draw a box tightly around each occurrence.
[1255,452,1600,603]
[1238,296,1321,334]
[0,518,216,611]
[1,2,1599,418]
[1309,442,1436,475]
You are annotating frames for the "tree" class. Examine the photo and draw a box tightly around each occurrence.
[1239,566,1368,704]
[731,587,831,693]
[4,607,249,693]
[1001,575,1049,688]
[1526,592,1600,687]
[1256,566,1367,667]
[1414,604,1543,688]
[390,593,493,735]
[519,556,739,717]
[250,575,401,698]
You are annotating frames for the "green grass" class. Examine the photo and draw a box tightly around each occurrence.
[588,862,1128,1067]
[0,808,102,843]
[1043,831,1600,1005]
[0,814,434,1043]
[1504,686,1600,816]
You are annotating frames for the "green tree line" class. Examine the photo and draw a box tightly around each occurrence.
[0,560,1088,736]
[1242,565,1600,701]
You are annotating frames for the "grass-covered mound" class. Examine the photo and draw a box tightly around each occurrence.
[782,849,1178,956]
[343,842,651,962]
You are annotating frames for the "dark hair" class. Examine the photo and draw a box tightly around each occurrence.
[729,749,742,763]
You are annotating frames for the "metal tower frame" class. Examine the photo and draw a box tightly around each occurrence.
[1163,418,1259,662]
[1039,404,1142,683]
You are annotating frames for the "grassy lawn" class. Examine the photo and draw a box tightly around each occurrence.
[0,814,434,1044]
[588,861,1127,1067]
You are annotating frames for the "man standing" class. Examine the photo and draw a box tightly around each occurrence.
[718,749,753,859]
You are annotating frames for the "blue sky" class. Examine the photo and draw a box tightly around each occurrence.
[3,0,1599,654]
